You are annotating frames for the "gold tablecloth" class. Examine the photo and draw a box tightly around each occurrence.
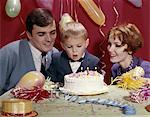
[0,85,150,117]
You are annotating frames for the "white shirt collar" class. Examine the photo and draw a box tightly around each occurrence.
[69,53,85,73]
[69,53,85,62]
[29,42,42,58]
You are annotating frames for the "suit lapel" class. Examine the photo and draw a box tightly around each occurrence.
[19,39,36,71]
[61,52,73,73]
[77,51,90,72]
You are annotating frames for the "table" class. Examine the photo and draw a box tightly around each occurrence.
[0,85,150,117]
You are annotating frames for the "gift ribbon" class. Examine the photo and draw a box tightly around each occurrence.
[1,111,38,117]
[11,87,56,102]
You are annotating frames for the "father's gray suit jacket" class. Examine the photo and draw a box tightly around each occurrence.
[0,39,58,95]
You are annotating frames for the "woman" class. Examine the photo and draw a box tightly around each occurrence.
[107,23,150,79]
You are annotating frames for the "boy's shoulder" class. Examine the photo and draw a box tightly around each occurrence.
[85,51,99,61]
[52,51,62,57]
[52,51,66,59]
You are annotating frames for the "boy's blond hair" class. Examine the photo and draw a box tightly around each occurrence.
[60,22,88,42]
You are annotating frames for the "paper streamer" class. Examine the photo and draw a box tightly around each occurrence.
[64,94,136,115]
[112,0,119,26]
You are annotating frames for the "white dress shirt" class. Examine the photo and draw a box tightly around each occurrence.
[29,42,42,71]
[69,53,85,73]
[69,62,81,73]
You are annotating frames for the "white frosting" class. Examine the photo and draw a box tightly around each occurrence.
[62,71,108,95]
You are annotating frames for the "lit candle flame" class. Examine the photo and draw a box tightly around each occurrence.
[87,67,89,75]
[81,67,83,72]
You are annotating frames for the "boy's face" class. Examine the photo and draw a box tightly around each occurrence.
[27,20,57,53]
[61,37,89,61]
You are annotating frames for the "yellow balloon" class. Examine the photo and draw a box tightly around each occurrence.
[78,0,105,26]
[16,71,45,89]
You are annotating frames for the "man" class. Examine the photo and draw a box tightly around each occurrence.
[0,8,58,95]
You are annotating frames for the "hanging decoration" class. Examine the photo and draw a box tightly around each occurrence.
[36,0,54,11]
[127,0,142,8]
[112,0,119,26]
[5,0,21,18]
[78,0,105,26]
[18,15,26,38]
[74,0,79,22]
[60,0,64,17]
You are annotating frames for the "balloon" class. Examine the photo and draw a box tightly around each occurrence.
[5,0,21,18]
[36,0,54,11]
[128,0,142,8]
[78,0,105,26]
[16,71,45,89]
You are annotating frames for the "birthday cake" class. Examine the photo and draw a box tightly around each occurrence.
[60,71,108,95]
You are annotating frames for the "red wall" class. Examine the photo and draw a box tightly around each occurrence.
[0,0,150,84]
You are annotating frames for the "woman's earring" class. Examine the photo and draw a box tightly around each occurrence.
[128,51,132,55]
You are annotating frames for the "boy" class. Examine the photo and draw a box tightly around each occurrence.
[48,22,100,84]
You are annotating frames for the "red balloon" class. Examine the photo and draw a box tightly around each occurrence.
[16,71,45,89]
[36,0,54,11]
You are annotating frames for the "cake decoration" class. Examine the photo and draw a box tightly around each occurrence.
[111,66,146,90]
[86,66,90,74]
[60,70,108,95]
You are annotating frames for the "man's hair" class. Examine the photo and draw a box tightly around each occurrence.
[60,22,88,42]
[107,23,143,53]
[26,8,54,34]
